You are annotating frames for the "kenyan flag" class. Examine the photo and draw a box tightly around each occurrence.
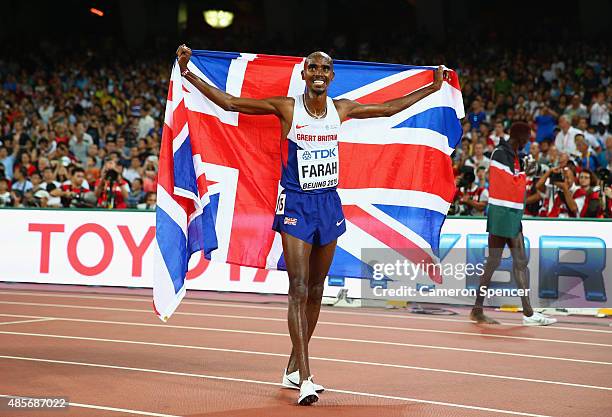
[487,159,526,238]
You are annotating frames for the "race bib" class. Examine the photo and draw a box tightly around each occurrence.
[275,193,286,215]
[297,146,339,191]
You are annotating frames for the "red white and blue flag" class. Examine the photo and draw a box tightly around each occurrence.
[153,50,464,321]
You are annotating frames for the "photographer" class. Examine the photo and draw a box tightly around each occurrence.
[596,166,612,218]
[50,167,91,208]
[95,159,129,209]
[524,155,548,216]
[453,167,488,216]
[536,161,578,217]
[565,169,602,218]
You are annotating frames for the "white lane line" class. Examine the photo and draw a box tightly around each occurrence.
[0,318,54,326]
[2,290,609,333]
[0,394,181,417]
[0,313,609,366]
[0,394,179,417]
[1,330,610,391]
[0,355,553,417]
[1,301,610,347]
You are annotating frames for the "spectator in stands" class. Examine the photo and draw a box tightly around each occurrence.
[32,189,51,208]
[95,159,129,209]
[123,156,142,184]
[450,167,489,216]
[494,70,512,97]
[137,191,157,210]
[534,105,558,143]
[11,167,32,195]
[555,115,581,156]
[536,161,578,217]
[0,178,10,206]
[564,94,589,120]
[10,190,24,207]
[574,134,599,170]
[142,159,158,193]
[51,167,90,208]
[467,99,486,130]
[529,142,540,162]
[566,169,602,218]
[598,135,612,169]
[0,162,7,183]
[455,169,488,216]
[86,143,102,168]
[15,151,36,177]
[0,33,609,216]
[53,122,70,144]
[127,177,146,208]
[51,142,76,166]
[540,143,558,167]
[479,122,491,147]
[474,166,488,189]
[488,121,509,148]
[38,98,54,124]
[582,67,600,104]
[577,117,600,149]
[39,166,61,207]
[464,142,490,172]
[10,120,30,147]
[116,136,131,160]
[452,137,470,169]
[36,137,54,159]
[69,122,93,165]
[590,91,610,128]
[138,105,155,139]
[0,145,16,179]
[30,171,43,193]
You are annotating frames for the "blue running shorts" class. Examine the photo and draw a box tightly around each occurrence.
[272,190,346,245]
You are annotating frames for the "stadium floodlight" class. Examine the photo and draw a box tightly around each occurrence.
[90,7,104,17]
[203,10,234,29]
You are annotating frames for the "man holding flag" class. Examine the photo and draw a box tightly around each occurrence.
[174,44,448,405]
[470,122,557,326]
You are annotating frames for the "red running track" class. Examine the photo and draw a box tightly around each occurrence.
[0,284,611,417]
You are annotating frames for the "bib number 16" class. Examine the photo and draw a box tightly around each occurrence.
[275,194,286,215]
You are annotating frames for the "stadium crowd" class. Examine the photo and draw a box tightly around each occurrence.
[0,48,164,210]
[0,39,610,217]
[449,42,612,218]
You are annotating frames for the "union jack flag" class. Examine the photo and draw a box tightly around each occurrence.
[153,50,464,321]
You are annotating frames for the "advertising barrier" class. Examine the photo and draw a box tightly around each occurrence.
[0,208,610,308]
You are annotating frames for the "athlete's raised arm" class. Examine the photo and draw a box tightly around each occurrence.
[176,44,291,117]
[334,66,448,121]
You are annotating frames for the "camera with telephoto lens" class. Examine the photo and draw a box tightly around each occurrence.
[105,167,119,182]
[457,166,475,189]
[70,191,97,208]
[550,170,564,183]
[597,167,612,187]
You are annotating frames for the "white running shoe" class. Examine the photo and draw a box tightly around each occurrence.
[523,312,557,326]
[281,369,324,392]
[297,376,319,406]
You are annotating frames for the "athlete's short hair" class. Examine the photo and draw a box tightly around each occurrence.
[509,122,530,142]
[305,51,333,69]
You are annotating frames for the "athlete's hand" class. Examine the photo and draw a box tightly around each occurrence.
[176,44,192,72]
[432,66,449,91]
